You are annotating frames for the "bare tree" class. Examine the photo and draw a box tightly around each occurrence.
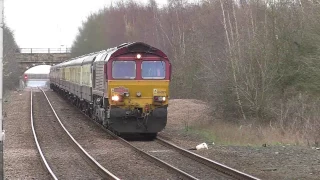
[3,25,20,92]
[70,0,320,145]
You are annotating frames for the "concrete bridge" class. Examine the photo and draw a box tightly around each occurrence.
[16,48,71,71]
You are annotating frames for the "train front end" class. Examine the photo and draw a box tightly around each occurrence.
[106,43,171,135]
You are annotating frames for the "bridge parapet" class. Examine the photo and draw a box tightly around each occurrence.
[16,48,72,71]
[18,48,71,54]
[16,48,71,64]
[16,53,71,63]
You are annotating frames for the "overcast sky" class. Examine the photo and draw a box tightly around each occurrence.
[4,0,168,49]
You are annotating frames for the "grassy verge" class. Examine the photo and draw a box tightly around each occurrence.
[183,121,306,147]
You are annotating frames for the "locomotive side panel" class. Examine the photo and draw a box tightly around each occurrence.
[93,61,105,97]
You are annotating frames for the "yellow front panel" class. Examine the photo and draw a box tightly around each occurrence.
[108,80,170,109]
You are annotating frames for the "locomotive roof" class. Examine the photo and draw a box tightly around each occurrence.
[110,42,167,58]
[92,51,108,63]
[51,42,168,69]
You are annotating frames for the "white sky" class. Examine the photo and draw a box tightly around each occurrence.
[4,0,168,49]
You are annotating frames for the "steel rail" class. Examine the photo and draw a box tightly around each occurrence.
[156,136,261,180]
[39,88,120,180]
[31,89,58,180]
[67,100,198,180]
[103,128,198,180]
[78,112,198,180]
[51,89,258,180]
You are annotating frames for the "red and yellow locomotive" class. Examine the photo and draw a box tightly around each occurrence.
[50,42,171,138]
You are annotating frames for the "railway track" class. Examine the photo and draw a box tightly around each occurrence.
[101,128,259,180]
[31,88,119,179]
[47,88,260,179]
[121,136,260,180]
[64,99,260,179]
[156,136,260,180]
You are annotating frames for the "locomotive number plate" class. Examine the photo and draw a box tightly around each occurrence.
[112,86,129,95]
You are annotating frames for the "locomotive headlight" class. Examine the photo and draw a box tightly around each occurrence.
[125,93,130,97]
[136,54,142,59]
[136,92,142,97]
[111,95,120,101]
[158,97,165,101]
[154,96,166,102]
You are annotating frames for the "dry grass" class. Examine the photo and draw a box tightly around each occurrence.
[168,99,311,147]
[168,99,211,131]
[192,121,307,146]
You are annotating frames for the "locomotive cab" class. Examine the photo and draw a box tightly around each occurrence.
[104,43,171,136]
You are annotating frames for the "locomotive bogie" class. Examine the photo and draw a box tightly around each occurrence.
[107,106,167,133]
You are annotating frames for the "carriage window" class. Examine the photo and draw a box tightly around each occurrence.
[112,61,136,79]
[142,61,166,79]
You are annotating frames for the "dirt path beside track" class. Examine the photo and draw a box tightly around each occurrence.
[4,90,49,179]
